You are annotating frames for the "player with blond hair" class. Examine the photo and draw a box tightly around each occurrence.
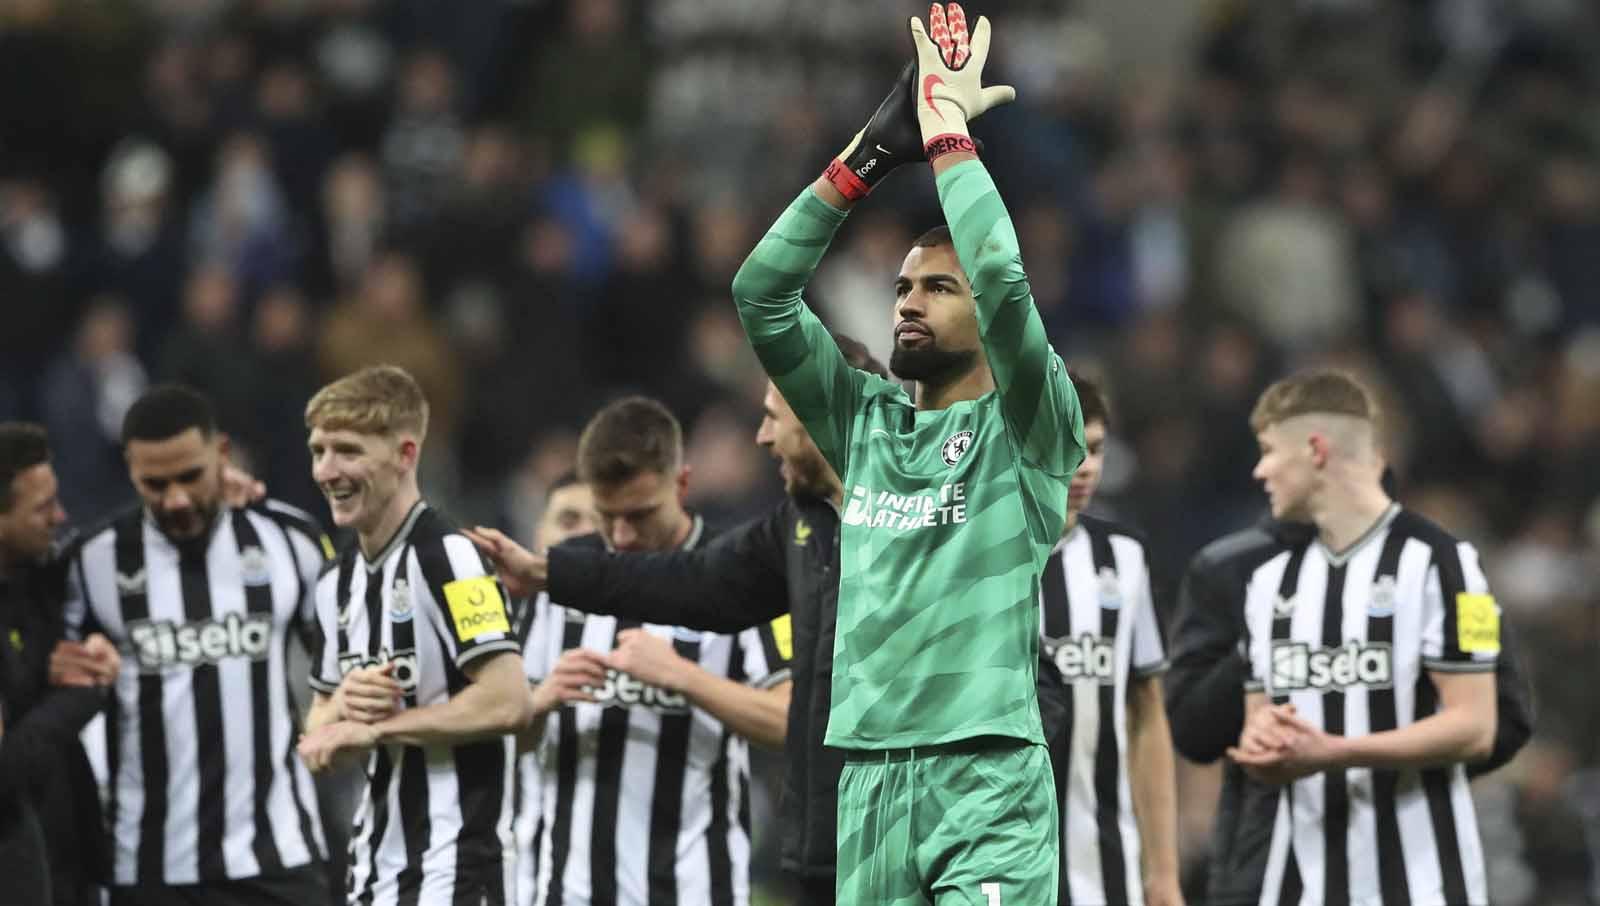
[298,365,532,906]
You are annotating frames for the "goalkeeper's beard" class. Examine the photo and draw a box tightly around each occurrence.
[889,339,978,385]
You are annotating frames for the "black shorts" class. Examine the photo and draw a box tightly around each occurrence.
[109,863,330,906]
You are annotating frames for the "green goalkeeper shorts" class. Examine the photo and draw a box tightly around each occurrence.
[835,737,1058,906]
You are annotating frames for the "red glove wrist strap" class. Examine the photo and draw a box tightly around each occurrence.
[924,133,977,161]
[823,158,871,201]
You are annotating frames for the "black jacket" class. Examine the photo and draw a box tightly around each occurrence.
[549,494,841,879]
[1165,521,1535,906]
[0,558,109,906]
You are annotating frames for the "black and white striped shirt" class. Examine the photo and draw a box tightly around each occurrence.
[309,501,521,906]
[512,594,546,906]
[521,519,792,906]
[1040,515,1168,906]
[63,501,330,886]
[1242,505,1497,906]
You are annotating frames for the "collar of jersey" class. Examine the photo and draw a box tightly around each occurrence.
[1315,502,1401,567]
[361,500,428,573]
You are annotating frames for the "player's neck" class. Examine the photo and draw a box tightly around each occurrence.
[667,508,693,549]
[915,364,995,411]
[1061,508,1080,537]
[358,483,423,560]
[1311,483,1395,557]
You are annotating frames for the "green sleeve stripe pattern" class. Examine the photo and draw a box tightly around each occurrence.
[937,160,1084,483]
[731,188,862,476]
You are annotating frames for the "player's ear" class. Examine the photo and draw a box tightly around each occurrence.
[215,432,232,463]
[675,464,691,503]
[1307,432,1330,469]
[396,436,420,470]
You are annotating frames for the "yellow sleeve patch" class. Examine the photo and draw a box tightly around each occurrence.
[770,614,794,662]
[444,576,510,642]
[319,534,335,561]
[1456,592,1500,655]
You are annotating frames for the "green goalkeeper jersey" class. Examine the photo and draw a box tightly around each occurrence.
[732,160,1085,748]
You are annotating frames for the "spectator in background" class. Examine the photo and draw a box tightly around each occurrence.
[246,284,323,517]
[425,125,537,292]
[1212,152,1361,354]
[253,60,333,220]
[518,0,647,156]
[39,298,145,525]
[0,176,74,421]
[316,153,386,298]
[188,132,296,296]
[158,266,261,444]
[381,49,466,234]
[317,251,463,502]
[86,140,188,368]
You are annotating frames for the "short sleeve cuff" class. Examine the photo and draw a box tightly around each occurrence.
[750,667,793,691]
[1243,679,1265,693]
[308,675,339,694]
[455,639,523,673]
[1423,658,1496,674]
[1131,659,1171,679]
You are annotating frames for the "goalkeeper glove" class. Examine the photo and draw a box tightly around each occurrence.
[908,3,1016,161]
[823,61,924,202]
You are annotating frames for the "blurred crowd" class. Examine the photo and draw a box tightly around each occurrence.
[3,0,1599,902]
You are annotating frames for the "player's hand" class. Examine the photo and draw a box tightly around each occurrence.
[297,720,379,774]
[221,464,267,508]
[823,61,923,201]
[335,663,404,724]
[1268,708,1345,775]
[1236,701,1296,755]
[1227,745,1301,786]
[531,648,609,716]
[605,629,693,693]
[50,635,121,687]
[464,526,548,598]
[908,3,1015,158]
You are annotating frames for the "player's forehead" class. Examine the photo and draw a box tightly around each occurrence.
[7,462,58,507]
[591,469,672,512]
[308,425,383,449]
[896,244,968,286]
[763,381,796,418]
[126,428,213,474]
[545,483,594,516]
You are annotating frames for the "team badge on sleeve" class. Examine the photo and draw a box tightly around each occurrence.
[1455,592,1500,655]
[444,576,511,642]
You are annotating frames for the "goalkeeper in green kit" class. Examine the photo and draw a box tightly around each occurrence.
[731,5,1084,904]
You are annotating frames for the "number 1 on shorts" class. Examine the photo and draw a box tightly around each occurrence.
[980,882,1001,905]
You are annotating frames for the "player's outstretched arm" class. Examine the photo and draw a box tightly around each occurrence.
[546,510,789,633]
[911,5,1084,477]
[470,513,788,633]
[731,64,924,476]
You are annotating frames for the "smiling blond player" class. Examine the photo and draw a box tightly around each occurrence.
[297,365,532,906]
